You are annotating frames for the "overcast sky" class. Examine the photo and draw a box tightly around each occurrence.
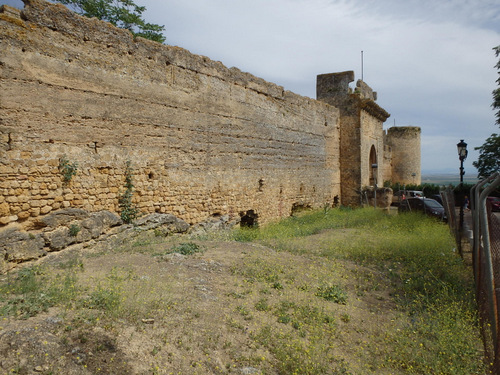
[3,0,500,175]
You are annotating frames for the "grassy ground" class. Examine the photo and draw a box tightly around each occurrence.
[0,208,488,374]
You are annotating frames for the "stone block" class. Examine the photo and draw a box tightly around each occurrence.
[30,200,41,208]
[134,213,190,233]
[36,208,89,228]
[6,196,18,203]
[0,202,9,217]
[40,206,52,215]
[0,216,11,225]
[44,226,76,251]
[17,211,30,220]
[0,226,46,262]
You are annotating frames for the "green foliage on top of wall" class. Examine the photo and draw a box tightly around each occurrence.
[55,0,166,43]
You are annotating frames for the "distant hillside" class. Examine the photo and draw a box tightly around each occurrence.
[421,173,479,186]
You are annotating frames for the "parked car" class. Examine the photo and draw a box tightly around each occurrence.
[431,194,443,205]
[487,196,500,212]
[398,197,447,221]
[392,190,424,206]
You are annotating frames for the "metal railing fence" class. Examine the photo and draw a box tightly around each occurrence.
[468,173,500,373]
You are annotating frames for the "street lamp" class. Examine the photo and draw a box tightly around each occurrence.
[457,139,468,183]
[457,139,467,257]
[372,163,378,208]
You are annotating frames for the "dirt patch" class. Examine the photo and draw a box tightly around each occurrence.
[0,230,419,374]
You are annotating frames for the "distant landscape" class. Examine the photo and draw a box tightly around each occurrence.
[421,173,479,186]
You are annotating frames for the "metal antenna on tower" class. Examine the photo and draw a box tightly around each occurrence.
[361,50,364,81]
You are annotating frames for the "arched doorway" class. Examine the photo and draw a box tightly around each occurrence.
[369,145,377,186]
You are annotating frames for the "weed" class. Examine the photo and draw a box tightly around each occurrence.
[58,154,78,183]
[78,332,88,343]
[107,266,134,282]
[170,242,204,255]
[118,160,139,224]
[85,285,121,312]
[68,224,80,237]
[0,266,80,319]
[151,346,161,356]
[153,228,164,237]
[252,325,333,374]
[255,298,270,312]
[277,314,290,324]
[271,281,283,290]
[235,305,253,321]
[228,291,246,299]
[315,284,348,304]
[57,257,84,270]
[233,228,259,242]
[340,313,351,323]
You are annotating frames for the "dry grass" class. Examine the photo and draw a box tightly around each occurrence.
[0,208,488,374]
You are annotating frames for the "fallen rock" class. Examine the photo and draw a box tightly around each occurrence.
[0,225,46,264]
[81,211,122,239]
[189,214,240,235]
[36,208,89,229]
[43,226,76,251]
[134,213,189,233]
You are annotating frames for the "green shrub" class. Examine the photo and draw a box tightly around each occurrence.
[315,284,347,304]
[69,224,80,237]
[0,266,80,319]
[118,160,139,224]
[58,154,78,183]
[170,242,204,255]
[86,285,121,312]
[255,298,270,312]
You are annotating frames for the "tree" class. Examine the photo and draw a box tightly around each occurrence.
[473,46,500,178]
[473,133,500,179]
[56,0,165,43]
[493,45,500,126]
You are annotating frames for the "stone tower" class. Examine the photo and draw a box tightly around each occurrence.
[384,126,421,185]
[317,71,390,206]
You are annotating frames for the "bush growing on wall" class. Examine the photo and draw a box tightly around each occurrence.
[118,161,139,224]
[58,155,78,183]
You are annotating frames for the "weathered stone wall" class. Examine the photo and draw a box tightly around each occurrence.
[381,144,393,184]
[317,72,360,206]
[360,109,384,187]
[0,0,340,229]
[385,127,421,185]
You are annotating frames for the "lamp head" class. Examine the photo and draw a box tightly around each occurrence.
[457,139,468,161]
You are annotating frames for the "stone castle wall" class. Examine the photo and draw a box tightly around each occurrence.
[0,0,341,228]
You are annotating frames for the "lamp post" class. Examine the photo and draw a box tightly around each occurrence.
[457,139,468,256]
[372,163,378,208]
[457,139,468,184]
